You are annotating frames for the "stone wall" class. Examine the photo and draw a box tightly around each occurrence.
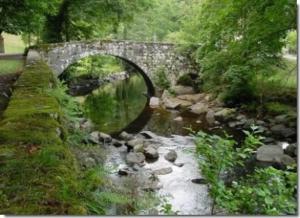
[38,40,197,87]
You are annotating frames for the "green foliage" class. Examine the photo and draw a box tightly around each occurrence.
[0,0,60,36]
[285,30,297,54]
[48,80,89,146]
[178,0,296,105]
[195,128,297,215]
[43,0,152,42]
[177,74,193,86]
[115,0,188,42]
[153,66,170,90]
[265,102,296,116]
[220,65,255,106]
[223,166,297,215]
[63,55,124,81]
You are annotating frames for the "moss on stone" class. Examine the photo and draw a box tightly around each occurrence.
[0,61,88,215]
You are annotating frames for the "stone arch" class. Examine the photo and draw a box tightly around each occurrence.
[39,40,197,93]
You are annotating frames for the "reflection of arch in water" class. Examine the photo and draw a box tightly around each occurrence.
[111,103,153,137]
[59,54,155,96]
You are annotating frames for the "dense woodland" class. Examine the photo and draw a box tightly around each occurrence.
[0,0,298,215]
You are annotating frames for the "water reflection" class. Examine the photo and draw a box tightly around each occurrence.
[83,73,148,134]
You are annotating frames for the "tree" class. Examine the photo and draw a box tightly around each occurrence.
[0,0,59,53]
[178,0,297,105]
[42,0,152,43]
[115,0,190,42]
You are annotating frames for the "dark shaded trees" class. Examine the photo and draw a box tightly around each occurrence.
[0,0,59,53]
[43,0,152,43]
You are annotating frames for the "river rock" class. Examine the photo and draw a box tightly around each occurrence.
[163,97,192,109]
[190,102,208,115]
[134,143,144,153]
[256,145,283,162]
[163,97,181,109]
[126,152,146,166]
[89,131,101,144]
[99,132,112,143]
[206,110,215,125]
[144,145,159,160]
[112,139,124,147]
[140,131,157,139]
[119,131,134,141]
[149,97,160,108]
[154,167,173,175]
[174,162,184,167]
[127,138,144,150]
[274,114,288,124]
[118,165,132,176]
[172,85,195,95]
[177,93,204,103]
[81,119,94,131]
[164,150,177,162]
[274,154,295,166]
[83,157,96,168]
[270,124,296,138]
[215,108,236,121]
[284,143,297,157]
[191,178,207,184]
[174,116,183,122]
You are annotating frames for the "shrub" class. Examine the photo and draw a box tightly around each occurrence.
[153,66,170,90]
[221,65,255,106]
[177,74,194,86]
[195,127,297,215]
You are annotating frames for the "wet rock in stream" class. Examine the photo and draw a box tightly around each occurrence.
[164,150,177,162]
[103,133,212,215]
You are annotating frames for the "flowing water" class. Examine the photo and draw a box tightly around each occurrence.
[75,72,216,215]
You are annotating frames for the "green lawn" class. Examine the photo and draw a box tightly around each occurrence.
[3,33,25,54]
[0,60,24,75]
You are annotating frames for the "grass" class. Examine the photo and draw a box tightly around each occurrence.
[0,60,24,75]
[3,33,25,54]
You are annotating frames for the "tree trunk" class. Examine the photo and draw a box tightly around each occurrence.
[0,31,5,54]
[43,0,70,43]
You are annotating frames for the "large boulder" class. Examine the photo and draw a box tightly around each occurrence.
[149,97,160,108]
[172,85,195,95]
[164,150,177,162]
[177,93,205,103]
[99,132,112,143]
[270,124,296,138]
[144,145,159,160]
[163,97,192,109]
[190,102,208,115]
[119,131,134,141]
[256,145,283,162]
[255,144,295,166]
[126,152,146,166]
[89,131,101,144]
[215,108,236,121]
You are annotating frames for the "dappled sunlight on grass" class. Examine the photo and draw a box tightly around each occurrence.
[3,33,25,54]
[0,60,24,75]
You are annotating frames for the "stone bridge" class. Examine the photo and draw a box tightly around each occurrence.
[37,40,197,94]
